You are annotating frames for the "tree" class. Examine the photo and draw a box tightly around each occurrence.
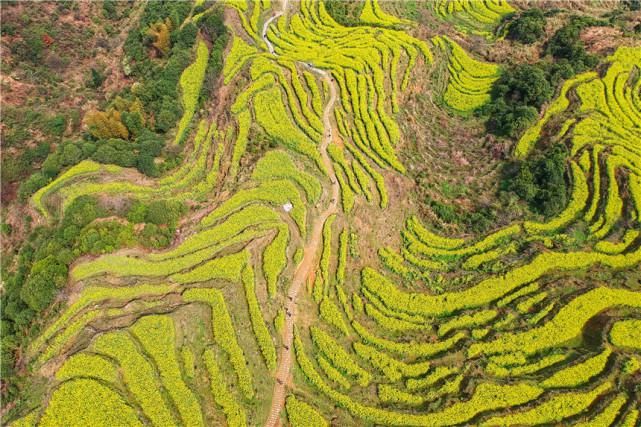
[546,17,599,73]
[505,144,568,217]
[19,173,48,200]
[20,255,68,311]
[61,143,83,166]
[84,109,129,140]
[493,64,553,109]
[485,101,539,138]
[507,8,546,44]
[147,19,172,55]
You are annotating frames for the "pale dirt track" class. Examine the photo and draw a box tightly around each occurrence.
[264,75,339,427]
[263,4,340,422]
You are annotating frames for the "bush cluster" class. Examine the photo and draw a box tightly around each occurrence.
[504,143,568,217]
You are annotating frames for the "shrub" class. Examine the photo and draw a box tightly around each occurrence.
[20,255,67,311]
[483,64,554,138]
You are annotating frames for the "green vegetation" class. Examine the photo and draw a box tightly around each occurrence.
[506,8,545,44]
[286,396,328,427]
[3,1,640,426]
[38,379,142,427]
[434,36,499,113]
[610,320,641,350]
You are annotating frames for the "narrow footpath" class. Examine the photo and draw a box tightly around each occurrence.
[262,4,340,424]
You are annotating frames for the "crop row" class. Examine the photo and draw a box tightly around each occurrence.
[252,85,325,171]
[259,0,432,177]
[575,393,629,427]
[352,320,465,359]
[223,35,259,84]
[310,326,372,387]
[515,72,597,158]
[352,342,431,382]
[361,247,641,319]
[250,57,322,143]
[38,379,142,427]
[171,250,248,284]
[364,301,425,332]
[405,365,461,391]
[156,204,280,260]
[541,347,611,389]
[437,309,497,337]
[31,283,175,360]
[55,352,118,384]
[200,179,307,235]
[295,328,544,427]
[430,0,514,38]
[285,396,328,427]
[203,349,248,427]
[92,331,178,425]
[361,286,426,324]
[229,110,251,179]
[469,286,641,357]
[241,265,277,370]
[319,298,350,335]
[263,223,290,298]
[378,375,463,406]
[609,319,641,350]
[318,355,352,389]
[129,315,205,426]
[72,227,264,280]
[434,36,499,113]
[35,116,224,218]
[175,39,209,145]
[485,353,568,378]
[359,0,408,27]
[252,150,322,203]
[183,288,255,399]
[481,381,612,426]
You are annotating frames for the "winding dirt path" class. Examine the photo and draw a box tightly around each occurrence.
[263,3,340,424]
[264,76,339,427]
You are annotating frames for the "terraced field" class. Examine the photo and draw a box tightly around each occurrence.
[4,0,641,426]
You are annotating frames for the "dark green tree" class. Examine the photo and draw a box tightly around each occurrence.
[507,8,546,44]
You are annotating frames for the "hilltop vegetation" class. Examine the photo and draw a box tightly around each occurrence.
[1,0,640,426]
